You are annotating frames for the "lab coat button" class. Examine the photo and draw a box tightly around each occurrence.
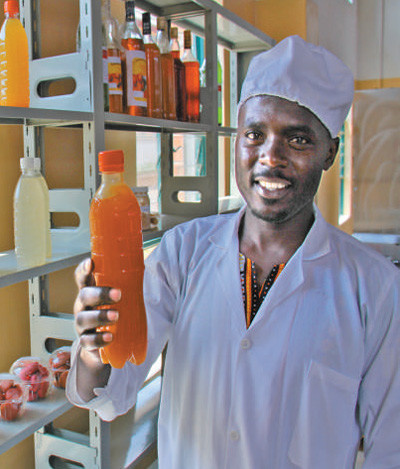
[230,430,239,441]
[240,339,251,350]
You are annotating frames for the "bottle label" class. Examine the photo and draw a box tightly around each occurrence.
[108,56,123,96]
[125,50,147,107]
[102,48,109,85]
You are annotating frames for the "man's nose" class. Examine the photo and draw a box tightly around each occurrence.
[258,139,287,167]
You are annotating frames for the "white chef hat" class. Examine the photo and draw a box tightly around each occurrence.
[239,35,354,137]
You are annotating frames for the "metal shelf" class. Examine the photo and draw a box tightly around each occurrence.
[0,106,92,126]
[0,388,72,455]
[0,233,162,288]
[134,0,275,51]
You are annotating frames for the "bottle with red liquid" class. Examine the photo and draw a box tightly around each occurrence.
[142,12,162,118]
[156,17,176,120]
[90,150,148,369]
[121,1,147,116]
[170,27,187,122]
[102,0,123,113]
[182,30,200,123]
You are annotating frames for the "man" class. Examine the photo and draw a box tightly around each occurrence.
[67,36,400,468]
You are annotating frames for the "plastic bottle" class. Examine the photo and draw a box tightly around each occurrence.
[14,158,50,268]
[121,1,147,116]
[90,150,147,368]
[0,0,30,107]
[102,0,123,113]
[156,17,176,120]
[170,27,187,122]
[142,12,162,118]
[200,57,223,125]
[182,30,200,123]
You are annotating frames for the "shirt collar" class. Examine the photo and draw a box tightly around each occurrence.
[209,203,332,261]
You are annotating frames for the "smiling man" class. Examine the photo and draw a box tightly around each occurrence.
[67,36,400,468]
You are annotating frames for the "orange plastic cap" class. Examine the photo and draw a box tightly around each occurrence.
[98,150,124,173]
[4,0,19,15]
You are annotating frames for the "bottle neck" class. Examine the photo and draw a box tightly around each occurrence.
[101,172,123,185]
[156,29,170,54]
[143,34,155,45]
[5,11,19,19]
[182,47,197,62]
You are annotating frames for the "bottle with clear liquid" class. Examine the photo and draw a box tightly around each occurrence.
[200,57,223,125]
[14,158,50,268]
[90,150,148,368]
[156,17,176,120]
[142,12,162,118]
[0,0,30,107]
[121,1,147,116]
[170,27,187,122]
[182,30,200,123]
[102,0,123,113]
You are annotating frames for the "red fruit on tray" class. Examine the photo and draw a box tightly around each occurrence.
[10,357,52,401]
[49,348,71,389]
[0,402,21,421]
[5,385,23,400]
[0,379,14,394]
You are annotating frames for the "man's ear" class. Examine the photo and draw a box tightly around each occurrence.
[323,137,340,171]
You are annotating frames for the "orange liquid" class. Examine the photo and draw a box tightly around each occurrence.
[121,37,147,117]
[171,51,187,122]
[184,61,200,123]
[107,48,124,114]
[0,17,29,107]
[90,176,147,368]
[160,53,177,120]
[144,43,162,118]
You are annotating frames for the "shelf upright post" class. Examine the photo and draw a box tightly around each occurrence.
[159,8,219,219]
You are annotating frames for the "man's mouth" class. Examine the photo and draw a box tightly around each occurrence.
[253,176,291,197]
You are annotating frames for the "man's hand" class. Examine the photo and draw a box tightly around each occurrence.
[72,258,121,400]
[74,258,121,359]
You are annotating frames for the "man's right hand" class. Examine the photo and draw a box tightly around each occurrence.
[72,258,121,400]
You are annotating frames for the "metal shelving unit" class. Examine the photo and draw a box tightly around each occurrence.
[0,0,274,466]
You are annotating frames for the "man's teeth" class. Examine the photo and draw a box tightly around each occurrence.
[258,180,288,190]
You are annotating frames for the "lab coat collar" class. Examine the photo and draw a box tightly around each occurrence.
[209,204,332,331]
[209,203,332,262]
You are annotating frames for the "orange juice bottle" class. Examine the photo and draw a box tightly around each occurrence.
[156,17,176,120]
[90,150,148,368]
[142,12,162,118]
[0,0,29,107]
[170,27,187,122]
[121,1,147,116]
[182,30,200,123]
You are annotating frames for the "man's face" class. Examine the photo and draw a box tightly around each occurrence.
[235,95,338,225]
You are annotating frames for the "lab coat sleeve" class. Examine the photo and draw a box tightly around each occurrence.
[66,230,181,421]
[358,272,400,467]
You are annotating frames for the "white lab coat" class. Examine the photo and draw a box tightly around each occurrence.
[67,205,400,469]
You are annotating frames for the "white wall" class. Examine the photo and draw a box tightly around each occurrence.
[307,0,358,74]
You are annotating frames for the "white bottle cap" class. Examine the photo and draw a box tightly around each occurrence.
[20,157,41,171]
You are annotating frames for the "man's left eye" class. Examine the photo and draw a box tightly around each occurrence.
[289,136,309,145]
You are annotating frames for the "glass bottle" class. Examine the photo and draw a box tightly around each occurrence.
[182,30,200,123]
[156,17,176,120]
[121,1,147,116]
[170,27,187,122]
[0,0,29,107]
[200,57,223,125]
[102,0,123,113]
[142,12,162,118]
[90,150,147,368]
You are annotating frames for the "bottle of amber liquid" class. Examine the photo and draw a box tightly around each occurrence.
[170,27,187,122]
[182,30,200,123]
[142,12,162,118]
[102,0,123,113]
[121,1,147,116]
[156,17,176,121]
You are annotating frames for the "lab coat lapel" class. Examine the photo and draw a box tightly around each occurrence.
[252,205,333,323]
[209,208,247,335]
